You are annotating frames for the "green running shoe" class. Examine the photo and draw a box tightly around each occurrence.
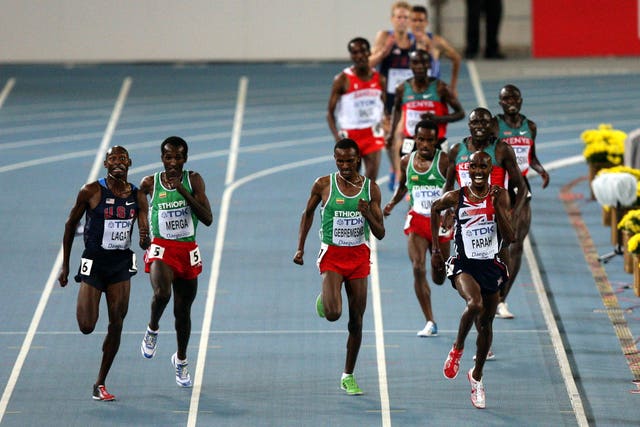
[340,374,363,395]
[315,293,325,318]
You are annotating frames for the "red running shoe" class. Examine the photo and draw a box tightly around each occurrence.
[443,345,463,379]
[92,384,115,401]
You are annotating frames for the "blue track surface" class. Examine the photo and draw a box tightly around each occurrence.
[1,59,640,426]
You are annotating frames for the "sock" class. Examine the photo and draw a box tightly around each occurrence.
[341,373,352,380]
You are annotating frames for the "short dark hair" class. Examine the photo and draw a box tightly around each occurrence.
[161,136,189,157]
[334,138,360,156]
[348,37,370,53]
[105,145,129,160]
[411,5,428,17]
[414,119,439,137]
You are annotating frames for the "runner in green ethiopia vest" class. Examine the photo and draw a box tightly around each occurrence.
[150,170,198,242]
[321,172,371,246]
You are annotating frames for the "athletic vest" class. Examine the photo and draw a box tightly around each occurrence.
[496,115,533,176]
[379,31,416,94]
[400,79,449,139]
[335,67,384,130]
[454,137,506,188]
[320,173,371,247]
[454,187,502,260]
[150,170,198,242]
[83,178,138,251]
[406,150,446,216]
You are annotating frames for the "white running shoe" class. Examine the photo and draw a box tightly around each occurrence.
[417,321,438,337]
[141,327,158,359]
[473,349,496,361]
[468,368,486,409]
[496,302,514,319]
[171,353,192,387]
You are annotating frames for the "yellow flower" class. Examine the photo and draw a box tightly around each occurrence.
[581,123,627,165]
[618,209,640,233]
[628,233,640,254]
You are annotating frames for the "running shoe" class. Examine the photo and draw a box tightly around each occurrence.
[171,353,192,388]
[473,349,496,361]
[443,345,463,379]
[417,321,438,337]
[340,374,363,395]
[141,327,158,359]
[315,293,325,318]
[496,302,514,319]
[92,384,115,401]
[468,368,486,409]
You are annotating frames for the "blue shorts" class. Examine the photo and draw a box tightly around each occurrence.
[446,255,508,295]
[74,249,137,292]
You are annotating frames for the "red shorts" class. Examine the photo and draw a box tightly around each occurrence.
[317,243,371,280]
[144,238,203,280]
[341,127,385,156]
[403,210,453,243]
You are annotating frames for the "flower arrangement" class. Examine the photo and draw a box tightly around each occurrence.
[628,233,640,254]
[581,123,626,165]
[618,209,640,234]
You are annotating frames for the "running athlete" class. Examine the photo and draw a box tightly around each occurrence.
[409,5,462,97]
[383,120,452,337]
[328,37,386,181]
[431,151,515,409]
[139,136,213,388]
[370,1,415,116]
[388,49,464,187]
[370,1,416,189]
[58,146,149,401]
[293,138,385,396]
[444,107,526,216]
[492,84,549,319]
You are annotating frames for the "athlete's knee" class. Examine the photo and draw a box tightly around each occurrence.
[465,297,483,315]
[78,320,96,335]
[411,261,427,279]
[348,317,363,335]
[325,307,342,322]
[153,286,172,305]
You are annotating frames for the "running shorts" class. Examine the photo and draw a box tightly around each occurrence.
[445,255,509,295]
[317,243,371,280]
[404,210,453,243]
[74,248,137,292]
[144,237,202,280]
[340,127,385,156]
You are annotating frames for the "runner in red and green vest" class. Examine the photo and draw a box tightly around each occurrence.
[294,138,385,396]
[492,84,549,319]
[139,136,213,388]
[384,120,452,338]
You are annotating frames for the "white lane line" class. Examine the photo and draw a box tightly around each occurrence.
[187,152,390,427]
[0,77,132,424]
[369,236,391,427]
[468,64,588,427]
[524,239,588,426]
[225,77,248,185]
[188,77,248,427]
[467,62,487,109]
[0,78,16,108]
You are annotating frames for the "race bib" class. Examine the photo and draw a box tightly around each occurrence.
[189,247,201,266]
[332,215,366,246]
[401,138,415,154]
[411,185,442,216]
[79,258,93,276]
[101,219,133,250]
[462,223,498,259]
[387,68,413,93]
[158,206,194,240]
